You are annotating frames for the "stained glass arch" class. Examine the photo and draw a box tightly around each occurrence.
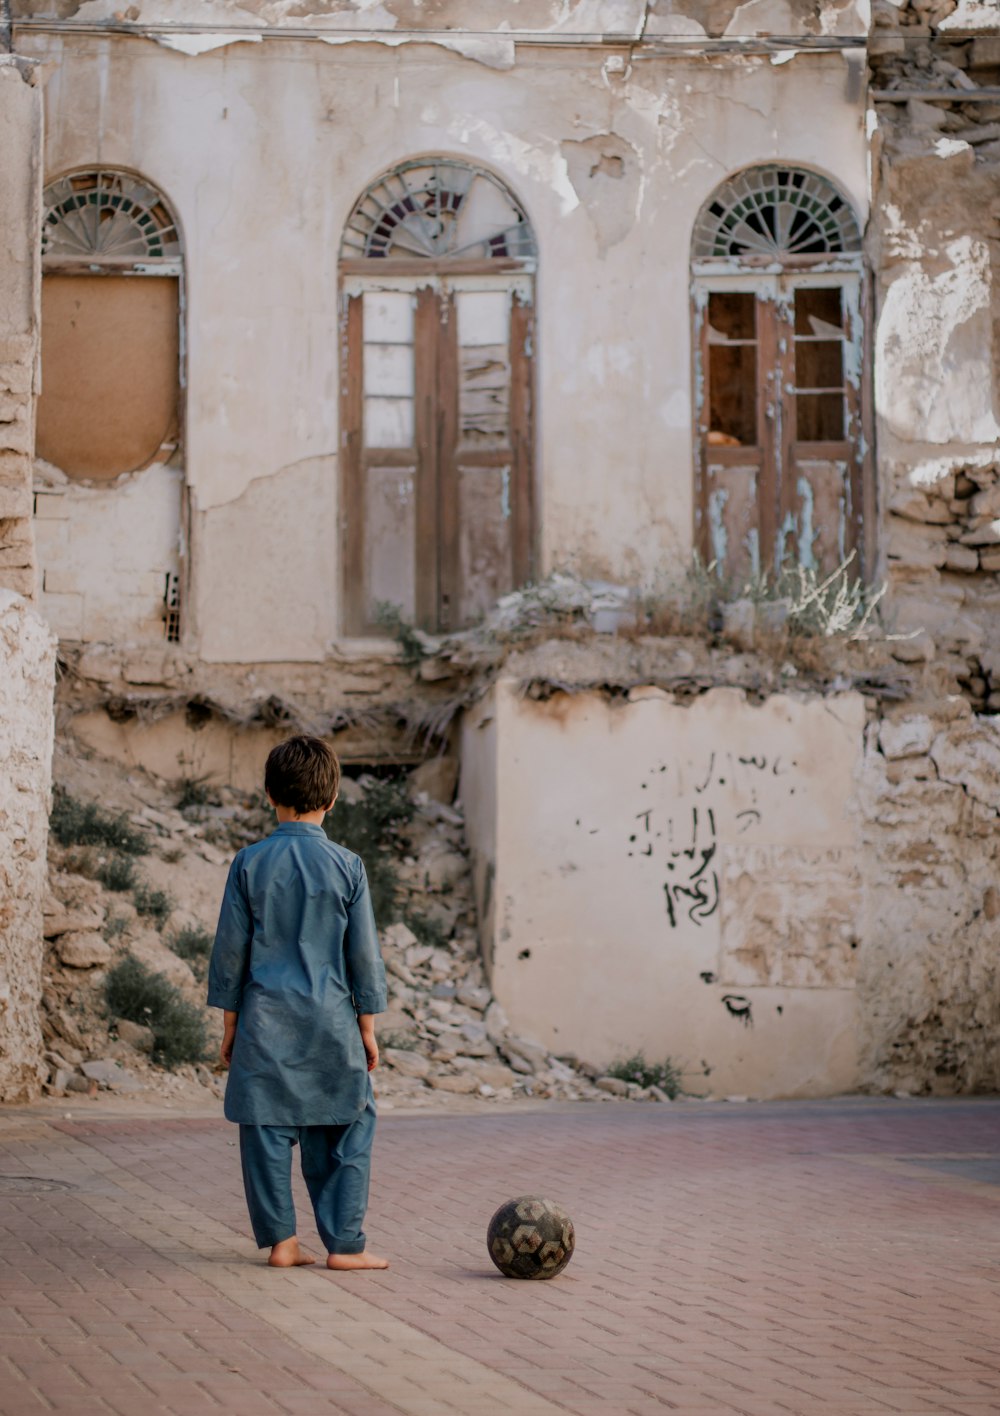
[340,158,536,263]
[692,165,861,262]
[41,169,181,262]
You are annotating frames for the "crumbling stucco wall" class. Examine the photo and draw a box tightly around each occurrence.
[17,7,868,659]
[0,55,42,602]
[869,1,1000,703]
[858,701,1000,1095]
[0,591,57,1102]
[34,463,182,641]
[463,679,867,1099]
[0,50,58,1103]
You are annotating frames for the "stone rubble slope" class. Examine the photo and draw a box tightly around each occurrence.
[38,748,666,1108]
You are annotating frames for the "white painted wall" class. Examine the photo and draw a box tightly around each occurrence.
[22,24,868,660]
[462,681,866,1099]
[34,463,181,642]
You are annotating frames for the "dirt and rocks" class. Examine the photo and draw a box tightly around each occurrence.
[38,743,659,1113]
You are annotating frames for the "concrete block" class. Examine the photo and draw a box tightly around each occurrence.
[40,590,84,638]
[32,491,69,520]
[0,485,31,519]
[0,542,34,569]
[969,37,1000,68]
[42,566,84,596]
[0,338,34,365]
[0,567,36,597]
[0,418,31,454]
[944,543,980,573]
[0,364,32,396]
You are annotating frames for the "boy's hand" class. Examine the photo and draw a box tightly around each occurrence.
[220,1010,238,1068]
[358,1015,379,1072]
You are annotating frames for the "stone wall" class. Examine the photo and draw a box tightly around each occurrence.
[0,55,42,601]
[0,591,57,1102]
[0,50,57,1104]
[870,0,1000,700]
[462,678,868,1099]
[858,701,1000,1094]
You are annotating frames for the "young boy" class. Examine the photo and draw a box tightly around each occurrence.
[207,734,389,1270]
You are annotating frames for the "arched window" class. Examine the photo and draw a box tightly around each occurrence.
[37,169,182,483]
[339,159,536,635]
[691,165,868,581]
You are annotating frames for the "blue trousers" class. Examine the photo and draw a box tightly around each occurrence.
[238,1094,376,1254]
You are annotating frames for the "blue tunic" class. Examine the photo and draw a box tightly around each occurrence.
[207,822,387,1126]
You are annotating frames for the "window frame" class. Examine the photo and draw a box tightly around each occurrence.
[690,166,873,583]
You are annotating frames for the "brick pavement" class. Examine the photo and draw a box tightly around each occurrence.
[1,1098,999,1416]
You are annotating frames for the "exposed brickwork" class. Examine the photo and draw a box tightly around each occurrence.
[1,1099,999,1415]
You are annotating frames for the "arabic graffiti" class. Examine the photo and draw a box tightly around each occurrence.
[622,748,799,929]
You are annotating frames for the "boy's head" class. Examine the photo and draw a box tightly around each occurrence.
[264,735,341,816]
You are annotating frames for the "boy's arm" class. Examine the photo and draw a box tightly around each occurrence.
[345,860,388,1070]
[207,854,253,1062]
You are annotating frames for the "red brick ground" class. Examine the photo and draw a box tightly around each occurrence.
[2,1097,999,1415]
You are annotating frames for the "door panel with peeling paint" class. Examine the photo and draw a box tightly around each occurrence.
[694,271,863,582]
[341,273,534,635]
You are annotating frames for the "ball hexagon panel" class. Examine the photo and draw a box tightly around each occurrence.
[487,1196,575,1280]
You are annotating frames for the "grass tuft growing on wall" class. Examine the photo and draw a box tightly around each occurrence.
[605,1052,684,1098]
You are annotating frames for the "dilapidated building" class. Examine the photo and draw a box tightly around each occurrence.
[2,0,1000,1100]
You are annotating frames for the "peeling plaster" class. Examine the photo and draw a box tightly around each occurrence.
[561,132,642,254]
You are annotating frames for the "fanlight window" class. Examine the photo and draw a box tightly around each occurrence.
[37,168,182,486]
[341,159,536,263]
[691,165,868,587]
[692,165,861,262]
[42,170,181,262]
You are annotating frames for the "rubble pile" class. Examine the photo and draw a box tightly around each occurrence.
[37,754,665,1108]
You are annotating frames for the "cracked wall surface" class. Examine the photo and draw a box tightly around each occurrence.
[0,56,57,1104]
[462,679,867,1099]
[870,0,1000,707]
[17,13,867,659]
[0,56,42,603]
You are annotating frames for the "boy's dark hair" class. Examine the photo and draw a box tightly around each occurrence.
[265,735,341,815]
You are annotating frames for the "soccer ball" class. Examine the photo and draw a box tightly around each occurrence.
[486,1196,575,1279]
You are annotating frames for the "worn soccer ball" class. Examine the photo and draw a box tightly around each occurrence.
[486,1196,575,1280]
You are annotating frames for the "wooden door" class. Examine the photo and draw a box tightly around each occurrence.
[778,275,863,574]
[694,273,863,582]
[340,274,534,635]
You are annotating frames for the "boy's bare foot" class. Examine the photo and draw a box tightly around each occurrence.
[326,1251,390,1271]
[268,1237,317,1267]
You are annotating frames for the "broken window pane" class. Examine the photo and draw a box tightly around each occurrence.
[794,286,843,336]
[794,287,845,440]
[796,393,845,441]
[707,292,757,446]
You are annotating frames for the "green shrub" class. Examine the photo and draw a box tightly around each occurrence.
[324,774,414,923]
[175,776,220,811]
[403,909,450,951]
[170,925,213,977]
[374,601,427,667]
[104,955,207,1069]
[96,854,138,893]
[103,914,128,942]
[605,1052,684,1098]
[133,882,173,924]
[50,787,149,855]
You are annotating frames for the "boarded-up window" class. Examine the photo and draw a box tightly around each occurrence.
[691,166,869,581]
[37,275,179,480]
[340,160,536,636]
[38,170,182,482]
